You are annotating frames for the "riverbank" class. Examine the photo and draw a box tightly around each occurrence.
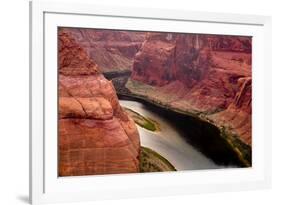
[140,146,176,172]
[125,79,251,167]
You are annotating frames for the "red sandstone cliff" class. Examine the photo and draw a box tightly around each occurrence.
[60,28,146,72]
[58,30,140,176]
[128,32,252,146]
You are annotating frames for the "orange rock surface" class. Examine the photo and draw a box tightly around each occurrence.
[58,30,140,176]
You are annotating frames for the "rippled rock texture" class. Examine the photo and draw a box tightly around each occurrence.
[58,30,140,176]
[128,32,252,163]
[60,28,146,72]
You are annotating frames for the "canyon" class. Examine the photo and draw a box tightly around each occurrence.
[59,28,252,174]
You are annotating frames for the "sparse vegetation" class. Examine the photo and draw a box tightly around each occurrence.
[123,107,160,131]
[140,146,176,172]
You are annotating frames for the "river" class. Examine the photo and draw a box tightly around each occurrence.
[119,100,230,171]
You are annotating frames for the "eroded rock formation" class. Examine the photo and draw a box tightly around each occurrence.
[60,28,146,72]
[58,30,140,176]
[128,32,252,163]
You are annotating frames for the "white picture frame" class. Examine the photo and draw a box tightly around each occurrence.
[29,0,272,204]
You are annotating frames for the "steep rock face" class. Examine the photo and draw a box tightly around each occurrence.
[129,32,252,147]
[60,28,146,72]
[210,77,252,143]
[58,30,140,176]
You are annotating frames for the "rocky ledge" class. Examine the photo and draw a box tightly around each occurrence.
[58,30,140,176]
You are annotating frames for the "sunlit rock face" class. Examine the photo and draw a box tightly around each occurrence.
[59,28,146,72]
[58,30,140,176]
[129,32,252,146]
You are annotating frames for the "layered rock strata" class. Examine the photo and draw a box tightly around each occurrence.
[58,30,140,176]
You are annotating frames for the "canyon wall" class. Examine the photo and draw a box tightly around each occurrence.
[128,32,252,162]
[60,28,146,72]
[58,30,140,176]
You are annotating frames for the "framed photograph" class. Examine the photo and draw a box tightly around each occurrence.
[29,1,272,204]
